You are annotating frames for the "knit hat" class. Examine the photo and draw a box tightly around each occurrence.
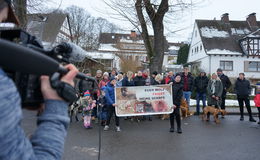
[103,72,109,77]
[2,0,19,25]
[84,90,91,97]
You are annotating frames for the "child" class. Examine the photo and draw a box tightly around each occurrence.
[253,84,260,124]
[81,91,96,129]
[97,87,108,126]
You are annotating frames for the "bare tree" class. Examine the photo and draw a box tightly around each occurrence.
[66,5,121,50]
[103,0,202,73]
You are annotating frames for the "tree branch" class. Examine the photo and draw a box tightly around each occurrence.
[135,0,154,60]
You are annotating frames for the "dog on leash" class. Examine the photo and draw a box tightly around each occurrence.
[202,106,227,123]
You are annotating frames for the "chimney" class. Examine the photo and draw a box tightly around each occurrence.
[221,13,229,23]
[247,13,257,27]
[130,30,136,38]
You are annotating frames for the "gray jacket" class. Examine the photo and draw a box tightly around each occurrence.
[0,68,69,160]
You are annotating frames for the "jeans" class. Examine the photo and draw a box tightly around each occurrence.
[183,91,192,107]
[106,106,120,126]
[196,92,206,114]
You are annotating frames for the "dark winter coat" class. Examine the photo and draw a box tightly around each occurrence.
[133,76,146,86]
[194,75,209,93]
[78,79,98,95]
[207,79,223,106]
[104,82,115,106]
[179,72,194,91]
[218,74,231,91]
[170,80,183,107]
[235,78,251,98]
[122,77,135,86]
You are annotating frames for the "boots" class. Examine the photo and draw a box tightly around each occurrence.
[249,117,256,122]
[169,127,174,132]
[177,127,182,134]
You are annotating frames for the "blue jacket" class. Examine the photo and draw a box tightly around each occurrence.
[105,82,115,106]
[0,68,69,160]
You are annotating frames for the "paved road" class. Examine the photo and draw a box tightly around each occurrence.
[22,110,260,160]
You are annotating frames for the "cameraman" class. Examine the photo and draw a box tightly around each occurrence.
[0,0,79,159]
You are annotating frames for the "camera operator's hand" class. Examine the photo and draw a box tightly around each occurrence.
[41,64,78,101]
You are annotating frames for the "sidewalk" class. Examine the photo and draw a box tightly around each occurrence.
[189,99,259,115]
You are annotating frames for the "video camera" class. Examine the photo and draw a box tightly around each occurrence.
[0,28,87,108]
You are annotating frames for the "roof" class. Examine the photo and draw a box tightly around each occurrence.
[196,19,260,55]
[27,13,69,44]
[99,33,143,44]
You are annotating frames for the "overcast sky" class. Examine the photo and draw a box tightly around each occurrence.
[58,0,260,42]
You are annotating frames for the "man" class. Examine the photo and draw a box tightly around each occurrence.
[104,77,121,132]
[194,71,209,115]
[180,67,194,108]
[217,68,231,117]
[134,71,146,86]
[234,73,256,122]
[0,1,79,159]
[78,70,98,97]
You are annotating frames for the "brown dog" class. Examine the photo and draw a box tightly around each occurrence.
[180,98,194,118]
[202,106,227,123]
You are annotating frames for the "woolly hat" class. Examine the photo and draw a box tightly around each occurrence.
[84,90,91,97]
[103,72,109,76]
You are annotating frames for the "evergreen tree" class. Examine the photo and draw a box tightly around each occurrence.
[177,44,190,65]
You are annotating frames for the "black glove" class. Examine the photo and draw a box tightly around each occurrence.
[50,72,77,103]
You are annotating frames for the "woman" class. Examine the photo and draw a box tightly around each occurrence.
[122,71,135,87]
[207,73,223,109]
[98,72,110,96]
[169,75,183,133]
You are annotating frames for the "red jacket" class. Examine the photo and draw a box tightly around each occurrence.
[254,94,260,107]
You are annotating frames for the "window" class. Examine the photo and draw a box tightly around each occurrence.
[195,30,197,37]
[245,61,260,72]
[220,61,233,71]
[197,46,199,52]
[200,45,202,51]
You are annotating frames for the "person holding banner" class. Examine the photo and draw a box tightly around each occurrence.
[169,75,183,133]
[104,77,121,132]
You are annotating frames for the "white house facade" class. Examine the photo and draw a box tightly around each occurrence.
[187,13,260,81]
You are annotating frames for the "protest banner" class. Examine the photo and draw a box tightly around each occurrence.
[115,84,173,117]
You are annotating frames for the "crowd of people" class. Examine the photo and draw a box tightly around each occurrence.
[74,67,260,134]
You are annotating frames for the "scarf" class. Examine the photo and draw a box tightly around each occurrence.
[211,79,216,94]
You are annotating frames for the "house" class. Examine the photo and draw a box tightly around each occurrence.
[92,31,174,72]
[187,13,260,81]
[163,42,183,72]
[26,13,72,48]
